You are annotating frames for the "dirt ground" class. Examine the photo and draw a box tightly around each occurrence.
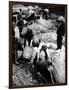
[13,18,65,86]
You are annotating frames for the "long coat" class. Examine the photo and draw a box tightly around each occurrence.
[57,22,65,36]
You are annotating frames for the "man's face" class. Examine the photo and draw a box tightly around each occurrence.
[56,20,62,27]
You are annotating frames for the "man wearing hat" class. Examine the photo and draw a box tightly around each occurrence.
[56,16,65,50]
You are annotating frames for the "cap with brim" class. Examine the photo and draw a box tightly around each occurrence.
[58,16,65,22]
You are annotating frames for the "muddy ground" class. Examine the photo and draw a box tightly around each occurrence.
[13,18,65,87]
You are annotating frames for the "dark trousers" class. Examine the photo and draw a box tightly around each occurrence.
[57,34,63,49]
[35,64,52,83]
[24,38,31,47]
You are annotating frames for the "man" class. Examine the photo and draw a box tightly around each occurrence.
[43,8,49,20]
[24,28,34,47]
[17,14,24,33]
[13,24,23,64]
[30,42,52,66]
[16,46,33,64]
[31,44,53,83]
[56,16,65,50]
[23,12,40,26]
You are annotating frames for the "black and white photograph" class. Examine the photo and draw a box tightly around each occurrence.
[9,1,67,88]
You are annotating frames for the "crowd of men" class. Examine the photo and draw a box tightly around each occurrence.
[13,5,65,83]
